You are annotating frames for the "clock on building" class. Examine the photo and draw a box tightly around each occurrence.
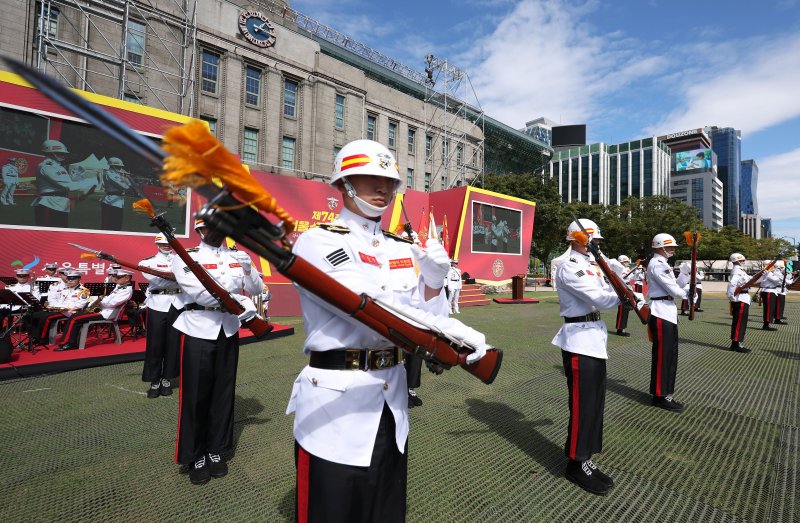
[238,10,277,48]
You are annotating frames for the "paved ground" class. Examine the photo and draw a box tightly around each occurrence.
[2,291,797,522]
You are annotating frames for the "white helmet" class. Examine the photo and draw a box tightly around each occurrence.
[617,255,631,264]
[194,218,206,230]
[566,218,603,242]
[154,234,169,244]
[108,157,127,171]
[42,140,68,155]
[729,253,745,263]
[652,233,678,249]
[330,140,400,186]
[775,260,785,269]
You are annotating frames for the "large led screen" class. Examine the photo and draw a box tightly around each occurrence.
[0,105,187,235]
[675,148,712,172]
[471,201,522,254]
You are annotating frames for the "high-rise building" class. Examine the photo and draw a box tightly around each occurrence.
[548,137,672,204]
[761,218,772,238]
[521,117,556,147]
[740,159,758,215]
[708,127,742,227]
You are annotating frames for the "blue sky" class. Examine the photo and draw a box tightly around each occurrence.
[294,0,800,245]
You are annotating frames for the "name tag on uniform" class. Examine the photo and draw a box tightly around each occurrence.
[359,252,381,266]
[202,264,218,269]
[157,264,169,268]
[229,263,242,268]
[389,258,413,270]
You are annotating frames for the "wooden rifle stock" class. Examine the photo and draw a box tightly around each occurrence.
[588,245,650,324]
[95,251,175,280]
[196,189,502,384]
[687,231,699,321]
[148,216,273,338]
[735,259,778,296]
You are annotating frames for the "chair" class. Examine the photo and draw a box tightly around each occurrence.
[119,300,146,341]
[77,305,126,349]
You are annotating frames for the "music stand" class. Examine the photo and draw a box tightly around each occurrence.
[0,289,39,353]
[131,289,146,304]
[138,282,150,292]
[37,280,58,296]
[84,282,107,297]
[0,276,17,285]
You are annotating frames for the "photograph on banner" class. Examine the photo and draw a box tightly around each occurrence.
[471,201,522,254]
[0,105,188,235]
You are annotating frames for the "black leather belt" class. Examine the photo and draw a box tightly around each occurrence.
[150,288,182,295]
[650,296,674,301]
[105,192,124,196]
[564,312,601,323]
[40,191,69,198]
[309,348,404,371]
[185,303,225,312]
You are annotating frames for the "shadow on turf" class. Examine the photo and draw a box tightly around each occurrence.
[606,377,652,406]
[228,395,270,461]
[765,349,800,360]
[678,337,729,351]
[462,399,563,477]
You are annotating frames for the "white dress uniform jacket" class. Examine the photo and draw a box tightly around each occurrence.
[46,281,64,303]
[445,266,462,291]
[99,167,131,208]
[551,249,620,359]
[31,158,91,213]
[171,242,261,340]
[782,273,794,295]
[97,284,134,320]
[287,208,486,467]
[727,265,752,305]
[52,285,91,315]
[757,269,783,294]
[646,254,687,324]
[140,251,182,313]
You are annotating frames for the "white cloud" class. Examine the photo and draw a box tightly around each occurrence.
[756,147,800,221]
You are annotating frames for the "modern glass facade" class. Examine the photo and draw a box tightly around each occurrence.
[709,127,741,227]
[740,159,758,215]
[549,138,671,205]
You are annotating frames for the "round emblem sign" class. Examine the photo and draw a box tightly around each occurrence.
[238,10,277,48]
[492,259,504,278]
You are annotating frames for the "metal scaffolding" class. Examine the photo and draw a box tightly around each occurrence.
[33,0,197,115]
[423,54,485,190]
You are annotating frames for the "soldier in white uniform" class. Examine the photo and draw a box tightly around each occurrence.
[773,261,789,325]
[757,262,783,330]
[646,233,688,413]
[36,263,63,301]
[31,140,86,227]
[552,219,633,496]
[171,220,261,485]
[1,157,20,205]
[45,268,68,305]
[726,253,752,353]
[779,267,795,322]
[609,254,633,336]
[28,271,90,345]
[100,157,132,230]
[139,234,183,398]
[55,270,134,351]
[0,269,40,327]
[445,259,463,314]
[288,139,488,522]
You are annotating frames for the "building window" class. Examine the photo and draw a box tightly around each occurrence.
[424,172,431,192]
[281,136,296,169]
[126,19,146,66]
[408,128,416,155]
[441,140,447,165]
[425,135,432,160]
[245,66,261,106]
[406,168,414,189]
[242,127,259,163]
[123,92,142,105]
[456,144,463,167]
[200,116,217,136]
[367,114,377,141]
[334,94,345,129]
[334,146,341,161]
[441,175,447,190]
[388,121,397,148]
[36,3,59,40]
[201,50,220,94]
[283,79,298,117]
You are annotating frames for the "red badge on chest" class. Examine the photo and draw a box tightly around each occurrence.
[229,263,242,268]
[359,252,381,266]
[389,258,413,270]
[202,264,218,269]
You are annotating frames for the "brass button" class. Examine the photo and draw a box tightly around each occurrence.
[381,285,386,291]
[383,382,389,390]
[362,223,369,230]
[372,239,380,247]
[311,378,318,386]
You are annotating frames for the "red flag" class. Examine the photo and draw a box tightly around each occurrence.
[417,208,429,248]
[442,214,450,253]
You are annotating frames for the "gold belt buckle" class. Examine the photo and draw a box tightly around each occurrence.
[344,349,361,370]
[369,348,396,370]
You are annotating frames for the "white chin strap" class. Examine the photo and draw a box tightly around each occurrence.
[343,179,390,218]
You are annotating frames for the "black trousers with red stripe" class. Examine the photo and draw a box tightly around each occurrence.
[141,306,181,382]
[294,403,407,523]
[695,288,703,308]
[561,350,606,462]
[57,311,103,346]
[28,310,64,341]
[615,303,630,331]
[405,353,422,389]
[649,316,678,398]
[777,294,786,320]
[175,331,239,465]
[761,291,776,325]
[730,302,749,343]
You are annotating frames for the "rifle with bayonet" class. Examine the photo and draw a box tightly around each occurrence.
[2,56,501,383]
[569,214,651,324]
[68,242,175,280]
[683,230,700,320]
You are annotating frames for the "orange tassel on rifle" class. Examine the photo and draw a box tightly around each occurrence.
[160,120,295,235]
[568,230,589,246]
[683,231,702,246]
[133,198,157,218]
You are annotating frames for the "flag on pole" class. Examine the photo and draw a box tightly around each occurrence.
[417,208,429,248]
[441,214,450,253]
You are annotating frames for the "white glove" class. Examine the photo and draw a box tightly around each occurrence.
[411,238,450,289]
[233,293,256,323]
[632,291,644,302]
[466,343,489,364]
[233,251,253,273]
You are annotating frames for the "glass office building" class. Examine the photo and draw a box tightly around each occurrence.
[740,159,758,215]
[708,127,742,227]
[549,138,672,205]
